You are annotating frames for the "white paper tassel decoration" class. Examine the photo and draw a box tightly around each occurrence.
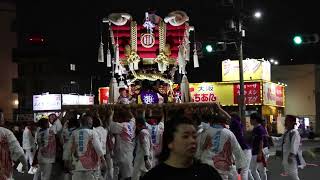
[178,45,185,74]
[115,43,121,75]
[193,44,199,68]
[108,77,118,104]
[134,61,139,70]
[107,48,112,67]
[185,43,190,61]
[114,61,119,74]
[115,44,120,63]
[129,63,134,71]
[163,64,167,72]
[118,65,123,76]
[180,74,191,102]
[98,41,104,62]
[158,63,162,72]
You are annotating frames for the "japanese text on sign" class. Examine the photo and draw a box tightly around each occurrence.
[33,94,62,111]
[193,93,217,102]
[190,83,218,103]
[233,82,261,105]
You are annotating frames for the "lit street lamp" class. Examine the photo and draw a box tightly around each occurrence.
[270,59,275,63]
[254,11,262,19]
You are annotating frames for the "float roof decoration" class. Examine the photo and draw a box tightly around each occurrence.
[107,11,192,63]
[103,11,197,86]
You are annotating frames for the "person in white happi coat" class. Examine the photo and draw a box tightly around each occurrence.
[49,113,63,135]
[105,127,115,180]
[271,115,305,180]
[100,108,116,180]
[92,114,109,179]
[108,108,136,180]
[195,113,211,160]
[144,108,164,168]
[132,117,153,180]
[49,113,64,180]
[23,124,35,167]
[198,111,246,180]
[35,118,58,180]
[92,115,108,157]
[65,114,107,180]
[61,112,80,180]
[0,109,28,180]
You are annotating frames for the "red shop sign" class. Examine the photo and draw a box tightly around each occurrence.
[233,82,261,105]
[276,85,284,106]
[99,87,109,104]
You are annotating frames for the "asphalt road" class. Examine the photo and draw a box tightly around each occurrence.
[267,155,320,179]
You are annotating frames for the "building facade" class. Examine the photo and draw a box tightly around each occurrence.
[10,1,112,119]
[272,64,318,133]
[0,1,18,121]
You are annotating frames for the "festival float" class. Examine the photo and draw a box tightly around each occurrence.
[98,10,198,104]
[28,11,220,122]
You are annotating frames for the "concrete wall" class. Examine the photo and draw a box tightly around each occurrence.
[0,2,17,120]
[272,64,316,131]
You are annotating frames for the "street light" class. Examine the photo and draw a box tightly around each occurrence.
[270,58,274,63]
[14,100,19,106]
[253,11,262,19]
[269,58,279,65]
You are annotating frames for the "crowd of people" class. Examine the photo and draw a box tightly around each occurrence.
[0,103,306,180]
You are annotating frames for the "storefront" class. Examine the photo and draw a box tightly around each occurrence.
[33,93,94,121]
[187,81,285,130]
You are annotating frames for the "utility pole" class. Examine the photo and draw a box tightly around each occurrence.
[237,0,246,124]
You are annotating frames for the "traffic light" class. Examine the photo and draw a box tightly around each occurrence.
[293,34,319,46]
[203,42,227,53]
[205,45,213,53]
[293,35,303,45]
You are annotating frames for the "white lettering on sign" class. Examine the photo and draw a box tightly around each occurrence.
[33,94,62,111]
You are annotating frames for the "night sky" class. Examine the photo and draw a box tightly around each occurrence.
[12,0,320,82]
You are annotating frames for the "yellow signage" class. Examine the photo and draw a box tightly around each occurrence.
[178,81,284,107]
[189,83,234,105]
[222,59,271,82]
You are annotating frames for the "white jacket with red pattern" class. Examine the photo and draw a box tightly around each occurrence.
[36,127,57,164]
[198,125,246,174]
[66,128,104,171]
[110,118,136,163]
[146,121,164,157]
[134,128,153,172]
[0,127,25,180]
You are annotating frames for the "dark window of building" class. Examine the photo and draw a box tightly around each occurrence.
[10,18,16,32]
[12,78,20,93]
